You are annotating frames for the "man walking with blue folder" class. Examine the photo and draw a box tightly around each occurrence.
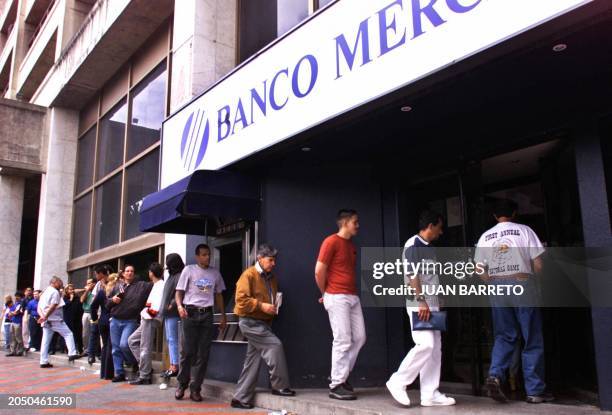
[386,210,456,407]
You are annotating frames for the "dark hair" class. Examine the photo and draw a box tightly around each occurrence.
[165,253,185,276]
[14,291,24,298]
[148,262,164,279]
[124,264,135,272]
[34,290,41,294]
[257,243,278,258]
[94,264,109,275]
[104,264,114,274]
[336,209,358,225]
[195,244,211,255]
[418,210,444,231]
[493,199,518,218]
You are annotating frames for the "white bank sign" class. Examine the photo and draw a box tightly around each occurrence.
[161,0,591,186]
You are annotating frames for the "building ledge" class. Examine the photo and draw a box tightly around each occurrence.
[0,97,46,174]
[32,0,172,109]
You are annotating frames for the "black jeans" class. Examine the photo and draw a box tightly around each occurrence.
[28,317,42,350]
[177,308,214,392]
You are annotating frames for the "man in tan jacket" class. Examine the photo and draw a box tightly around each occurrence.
[231,244,295,409]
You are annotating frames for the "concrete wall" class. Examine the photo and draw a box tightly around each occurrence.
[0,97,45,173]
[33,106,78,289]
[0,174,24,296]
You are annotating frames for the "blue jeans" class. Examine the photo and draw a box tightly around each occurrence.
[109,318,138,375]
[3,323,10,350]
[488,279,545,395]
[164,316,180,366]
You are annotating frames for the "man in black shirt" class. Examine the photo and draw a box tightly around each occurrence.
[106,265,152,382]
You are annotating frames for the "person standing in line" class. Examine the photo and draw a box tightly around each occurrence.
[315,209,366,401]
[26,290,42,351]
[128,263,166,385]
[159,253,185,379]
[38,276,81,367]
[88,265,110,364]
[6,291,25,356]
[475,199,552,404]
[91,273,117,380]
[231,244,295,409]
[63,284,83,354]
[80,278,95,357]
[107,265,152,382]
[1,295,13,350]
[174,244,227,402]
[21,287,33,350]
[386,210,456,407]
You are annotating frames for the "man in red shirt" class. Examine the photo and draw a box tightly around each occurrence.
[315,209,366,401]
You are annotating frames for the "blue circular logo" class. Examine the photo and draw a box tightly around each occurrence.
[180,109,210,171]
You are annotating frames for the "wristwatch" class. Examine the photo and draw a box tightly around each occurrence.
[415,294,426,302]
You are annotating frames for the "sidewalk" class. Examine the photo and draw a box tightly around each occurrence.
[9,352,607,415]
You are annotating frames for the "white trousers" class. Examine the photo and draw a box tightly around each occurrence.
[388,306,442,401]
[82,312,91,350]
[40,320,77,364]
[323,293,367,388]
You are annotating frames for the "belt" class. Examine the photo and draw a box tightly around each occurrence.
[185,305,212,313]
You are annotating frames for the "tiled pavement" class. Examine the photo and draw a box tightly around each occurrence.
[0,354,268,415]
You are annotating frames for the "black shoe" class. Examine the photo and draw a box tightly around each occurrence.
[5,353,16,357]
[161,369,178,378]
[87,356,95,365]
[14,352,24,356]
[271,388,296,397]
[329,385,356,400]
[343,380,354,392]
[40,363,53,368]
[68,354,81,362]
[190,390,203,402]
[49,351,55,355]
[131,363,139,373]
[129,378,152,385]
[175,384,187,400]
[231,399,254,409]
[526,392,555,404]
[111,374,126,383]
[486,376,507,403]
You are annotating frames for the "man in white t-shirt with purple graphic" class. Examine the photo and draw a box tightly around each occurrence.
[475,199,552,404]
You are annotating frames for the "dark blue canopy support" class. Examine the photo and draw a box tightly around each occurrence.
[139,170,260,235]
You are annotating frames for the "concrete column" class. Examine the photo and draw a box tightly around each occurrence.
[165,0,237,259]
[33,107,78,289]
[574,122,612,411]
[0,174,25,295]
[170,0,237,112]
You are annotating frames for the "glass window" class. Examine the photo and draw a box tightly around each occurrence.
[124,149,160,240]
[68,268,89,289]
[318,0,334,8]
[123,248,159,283]
[75,128,96,194]
[278,0,309,36]
[238,0,278,63]
[127,63,166,159]
[93,173,122,250]
[72,193,92,258]
[97,99,127,179]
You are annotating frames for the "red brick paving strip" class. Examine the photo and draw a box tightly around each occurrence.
[43,409,268,415]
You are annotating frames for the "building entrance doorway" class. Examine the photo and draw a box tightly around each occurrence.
[398,138,598,402]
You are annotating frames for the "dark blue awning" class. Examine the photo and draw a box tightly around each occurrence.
[139,170,260,235]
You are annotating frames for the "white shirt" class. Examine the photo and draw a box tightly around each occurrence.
[38,286,65,321]
[475,221,545,277]
[141,279,165,320]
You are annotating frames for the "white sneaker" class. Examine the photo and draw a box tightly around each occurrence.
[421,393,456,407]
[29,348,36,352]
[386,380,411,406]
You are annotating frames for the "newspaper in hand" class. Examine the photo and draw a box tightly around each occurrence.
[275,292,283,314]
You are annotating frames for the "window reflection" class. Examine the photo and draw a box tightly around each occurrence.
[97,100,127,179]
[124,149,160,240]
[75,128,96,194]
[128,62,166,159]
[93,173,122,250]
[72,193,92,258]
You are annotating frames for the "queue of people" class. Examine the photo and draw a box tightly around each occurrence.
[1,199,551,408]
